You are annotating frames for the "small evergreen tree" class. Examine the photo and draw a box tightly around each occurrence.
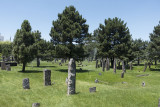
[13,20,37,72]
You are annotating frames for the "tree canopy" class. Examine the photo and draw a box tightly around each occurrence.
[13,20,37,72]
[96,17,132,66]
[50,6,89,61]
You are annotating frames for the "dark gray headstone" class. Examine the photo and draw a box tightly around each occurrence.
[32,103,40,107]
[6,64,11,71]
[43,69,51,86]
[67,58,76,95]
[89,87,96,93]
[23,78,30,89]
[1,62,6,70]
[121,72,124,78]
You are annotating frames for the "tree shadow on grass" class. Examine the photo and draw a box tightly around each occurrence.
[150,68,160,72]
[55,69,91,73]
[27,66,56,68]
[18,70,43,73]
[133,64,145,66]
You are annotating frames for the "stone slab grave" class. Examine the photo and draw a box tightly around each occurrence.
[95,79,99,83]
[1,62,6,70]
[89,87,96,93]
[6,64,11,71]
[43,69,51,86]
[67,58,76,95]
[23,78,30,89]
[32,103,40,107]
[99,72,102,75]
[137,74,149,77]
[158,98,160,107]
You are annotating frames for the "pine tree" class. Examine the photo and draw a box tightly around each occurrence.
[148,21,160,65]
[13,20,37,72]
[96,17,132,67]
[50,6,89,61]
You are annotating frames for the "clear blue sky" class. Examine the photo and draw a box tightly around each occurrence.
[0,0,160,41]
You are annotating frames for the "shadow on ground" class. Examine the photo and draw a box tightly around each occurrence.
[150,68,160,72]
[56,69,91,73]
[27,66,56,68]
[18,70,43,73]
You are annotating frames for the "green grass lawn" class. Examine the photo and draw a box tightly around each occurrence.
[0,60,160,107]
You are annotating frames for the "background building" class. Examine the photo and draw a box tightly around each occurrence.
[0,33,4,41]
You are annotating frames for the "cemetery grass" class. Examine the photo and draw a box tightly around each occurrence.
[0,61,160,107]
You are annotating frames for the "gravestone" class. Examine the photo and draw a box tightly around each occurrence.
[99,72,102,75]
[89,87,96,93]
[158,98,160,107]
[113,58,117,73]
[121,72,124,78]
[67,58,76,95]
[6,64,11,71]
[1,62,6,70]
[102,59,105,72]
[130,62,132,70]
[32,103,40,107]
[95,79,99,83]
[142,81,145,87]
[59,62,62,66]
[43,69,51,86]
[96,60,98,68]
[23,78,30,89]
[143,63,147,72]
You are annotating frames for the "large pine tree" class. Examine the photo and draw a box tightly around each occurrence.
[148,21,160,65]
[13,20,37,72]
[50,6,89,61]
[96,17,132,67]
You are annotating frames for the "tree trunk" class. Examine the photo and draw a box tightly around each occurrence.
[138,57,140,65]
[118,61,120,69]
[111,58,114,68]
[155,59,157,65]
[22,62,26,72]
[37,57,40,67]
[113,58,116,73]
[122,60,126,73]
[102,59,105,72]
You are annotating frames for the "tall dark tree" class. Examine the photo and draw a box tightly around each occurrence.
[148,21,160,65]
[13,20,37,72]
[33,30,42,67]
[96,17,132,67]
[50,6,89,61]
[132,39,148,65]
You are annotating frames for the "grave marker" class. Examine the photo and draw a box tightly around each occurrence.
[43,69,51,86]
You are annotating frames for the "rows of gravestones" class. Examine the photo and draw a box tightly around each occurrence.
[1,57,159,106]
